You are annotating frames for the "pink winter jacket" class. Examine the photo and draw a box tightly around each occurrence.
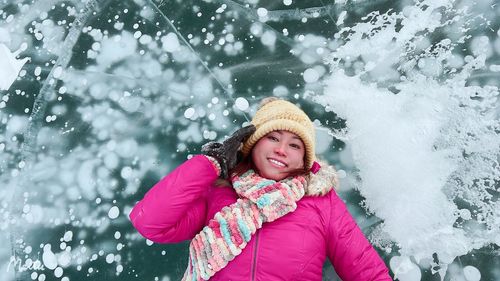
[130,155,392,281]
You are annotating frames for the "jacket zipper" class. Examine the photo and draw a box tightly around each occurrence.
[251,229,260,281]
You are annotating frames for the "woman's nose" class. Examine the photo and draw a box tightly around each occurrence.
[274,143,287,156]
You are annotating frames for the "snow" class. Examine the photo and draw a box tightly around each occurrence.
[313,1,499,277]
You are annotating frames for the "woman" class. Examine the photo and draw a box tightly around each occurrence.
[129,98,392,280]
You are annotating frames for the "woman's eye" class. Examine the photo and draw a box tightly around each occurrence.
[268,136,279,141]
[290,144,301,149]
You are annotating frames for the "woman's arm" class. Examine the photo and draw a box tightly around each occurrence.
[129,155,218,243]
[326,191,392,281]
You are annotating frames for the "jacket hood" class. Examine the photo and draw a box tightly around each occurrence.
[305,160,339,196]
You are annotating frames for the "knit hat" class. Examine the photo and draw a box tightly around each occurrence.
[241,98,316,169]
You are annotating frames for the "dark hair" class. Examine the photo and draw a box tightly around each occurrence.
[214,151,308,187]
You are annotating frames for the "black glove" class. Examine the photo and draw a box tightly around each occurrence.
[202,125,256,179]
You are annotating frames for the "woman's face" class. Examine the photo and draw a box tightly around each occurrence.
[251,130,305,181]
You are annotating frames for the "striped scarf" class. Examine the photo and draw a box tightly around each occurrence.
[182,169,306,281]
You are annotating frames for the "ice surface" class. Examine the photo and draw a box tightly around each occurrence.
[1,0,498,280]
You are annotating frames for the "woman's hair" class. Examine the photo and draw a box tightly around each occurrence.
[215,150,308,187]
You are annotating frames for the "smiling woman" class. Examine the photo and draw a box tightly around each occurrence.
[251,130,305,181]
[129,97,392,280]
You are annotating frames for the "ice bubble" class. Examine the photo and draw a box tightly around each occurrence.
[336,170,347,178]
[336,11,347,25]
[114,22,124,30]
[146,239,154,246]
[119,96,142,112]
[31,272,37,280]
[235,97,249,111]
[273,85,289,97]
[58,251,71,267]
[108,206,119,219]
[120,166,133,179]
[42,245,58,270]
[116,139,138,158]
[106,254,114,264]
[303,68,320,83]
[104,153,119,169]
[97,32,137,67]
[54,267,63,277]
[257,7,268,17]
[139,34,152,45]
[63,231,73,242]
[25,246,32,254]
[53,66,63,79]
[389,256,421,281]
[250,23,263,37]
[38,273,46,281]
[261,31,276,49]
[91,42,101,51]
[463,266,480,281]
[490,64,500,72]
[184,107,195,119]
[116,264,123,273]
[162,33,180,53]
[23,204,30,213]
[283,0,292,5]
[459,209,471,220]
[114,231,121,239]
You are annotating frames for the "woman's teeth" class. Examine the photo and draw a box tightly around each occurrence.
[269,159,286,167]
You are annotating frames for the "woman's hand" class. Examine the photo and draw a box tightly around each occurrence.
[202,125,255,179]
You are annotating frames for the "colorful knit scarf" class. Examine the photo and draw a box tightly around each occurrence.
[182,170,306,281]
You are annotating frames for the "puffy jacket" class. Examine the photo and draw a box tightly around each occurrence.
[130,155,392,281]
